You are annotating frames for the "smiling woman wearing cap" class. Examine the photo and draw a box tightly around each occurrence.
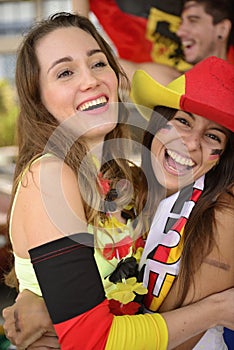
[2,39,234,350]
[132,56,234,349]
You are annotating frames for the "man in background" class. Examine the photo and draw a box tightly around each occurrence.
[72,0,233,83]
[177,0,234,64]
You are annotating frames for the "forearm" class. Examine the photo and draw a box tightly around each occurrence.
[29,233,233,349]
[3,290,57,349]
[162,292,228,350]
[29,233,169,349]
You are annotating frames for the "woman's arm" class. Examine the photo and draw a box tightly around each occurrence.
[3,286,234,349]
[159,193,234,349]
[3,290,59,349]
[8,160,234,349]
[162,288,234,349]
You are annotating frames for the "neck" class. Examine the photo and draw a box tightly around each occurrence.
[212,42,228,61]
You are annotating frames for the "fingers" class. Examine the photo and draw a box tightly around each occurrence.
[3,306,19,345]
[3,305,44,348]
[26,334,60,349]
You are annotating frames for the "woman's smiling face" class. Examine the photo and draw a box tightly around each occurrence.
[36,26,119,146]
[151,110,228,195]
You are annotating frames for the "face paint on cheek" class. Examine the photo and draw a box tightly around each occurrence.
[157,124,173,135]
[208,149,222,162]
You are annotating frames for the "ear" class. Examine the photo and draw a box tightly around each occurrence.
[216,19,232,41]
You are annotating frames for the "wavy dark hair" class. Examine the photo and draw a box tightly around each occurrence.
[139,105,234,306]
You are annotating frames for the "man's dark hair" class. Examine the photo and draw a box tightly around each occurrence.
[183,0,234,46]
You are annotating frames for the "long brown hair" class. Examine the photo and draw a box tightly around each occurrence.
[140,106,234,306]
[13,12,137,223]
[5,12,140,288]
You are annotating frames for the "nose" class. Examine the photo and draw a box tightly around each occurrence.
[78,68,99,91]
[176,21,187,38]
[182,132,201,152]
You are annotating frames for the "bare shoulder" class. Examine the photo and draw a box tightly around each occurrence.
[22,155,82,198]
[12,156,87,253]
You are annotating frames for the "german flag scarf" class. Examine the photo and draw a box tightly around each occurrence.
[139,175,205,312]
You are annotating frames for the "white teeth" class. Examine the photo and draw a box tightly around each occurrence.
[167,149,195,167]
[182,40,193,49]
[79,96,107,111]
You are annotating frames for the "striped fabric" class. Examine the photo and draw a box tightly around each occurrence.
[140,176,204,311]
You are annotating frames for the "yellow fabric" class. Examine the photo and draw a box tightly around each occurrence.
[130,70,185,120]
[13,220,134,296]
[146,7,191,72]
[11,155,135,296]
[105,313,168,350]
[14,254,43,295]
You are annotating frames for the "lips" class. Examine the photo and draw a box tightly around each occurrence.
[181,40,196,60]
[182,40,194,50]
[165,149,195,175]
[77,96,108,111]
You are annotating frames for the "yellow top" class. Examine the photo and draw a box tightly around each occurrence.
[10,155,136,296]
[10,154,169,349]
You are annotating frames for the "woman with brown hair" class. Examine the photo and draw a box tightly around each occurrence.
[2,13,234,350]
[131,55,234,349]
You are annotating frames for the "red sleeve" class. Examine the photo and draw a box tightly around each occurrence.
[29,233,113,349]
[54,300,113,350]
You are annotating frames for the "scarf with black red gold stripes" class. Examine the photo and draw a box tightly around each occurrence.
[139,175,204,312]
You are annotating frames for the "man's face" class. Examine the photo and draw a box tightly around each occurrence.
[177,1,222,64]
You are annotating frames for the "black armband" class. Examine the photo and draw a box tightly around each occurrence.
[29,233,105,324]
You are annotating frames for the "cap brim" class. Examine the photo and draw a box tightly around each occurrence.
[130,70,184,120]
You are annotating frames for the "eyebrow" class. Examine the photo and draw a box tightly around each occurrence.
[181,111,194,119]
[184,3,199,11]
[47,49,104,73]
[187,15,200,20]
[182,112,228,136]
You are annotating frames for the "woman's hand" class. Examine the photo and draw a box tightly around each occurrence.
[25,333,60,350]
[213,287,234,330]
[2,289,59,349]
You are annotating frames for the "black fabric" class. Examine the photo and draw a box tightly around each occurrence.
[116,0,184,17]
[29,233,105,324]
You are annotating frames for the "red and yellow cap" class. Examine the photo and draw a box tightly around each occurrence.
[131,56,234,132]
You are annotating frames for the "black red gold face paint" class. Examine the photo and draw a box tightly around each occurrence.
[208,148,222,161]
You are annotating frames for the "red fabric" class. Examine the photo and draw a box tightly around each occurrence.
[109,299,141,315]
[227,45,234,65]
[90,0,153,62]
[54,300,113,350]
[180,57,234,131]
[103,236,133,260]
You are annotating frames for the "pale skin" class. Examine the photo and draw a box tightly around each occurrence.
[11,26,119,257]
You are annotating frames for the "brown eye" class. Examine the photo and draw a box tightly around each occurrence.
[206,133,221,143]
[175,117,190,127]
